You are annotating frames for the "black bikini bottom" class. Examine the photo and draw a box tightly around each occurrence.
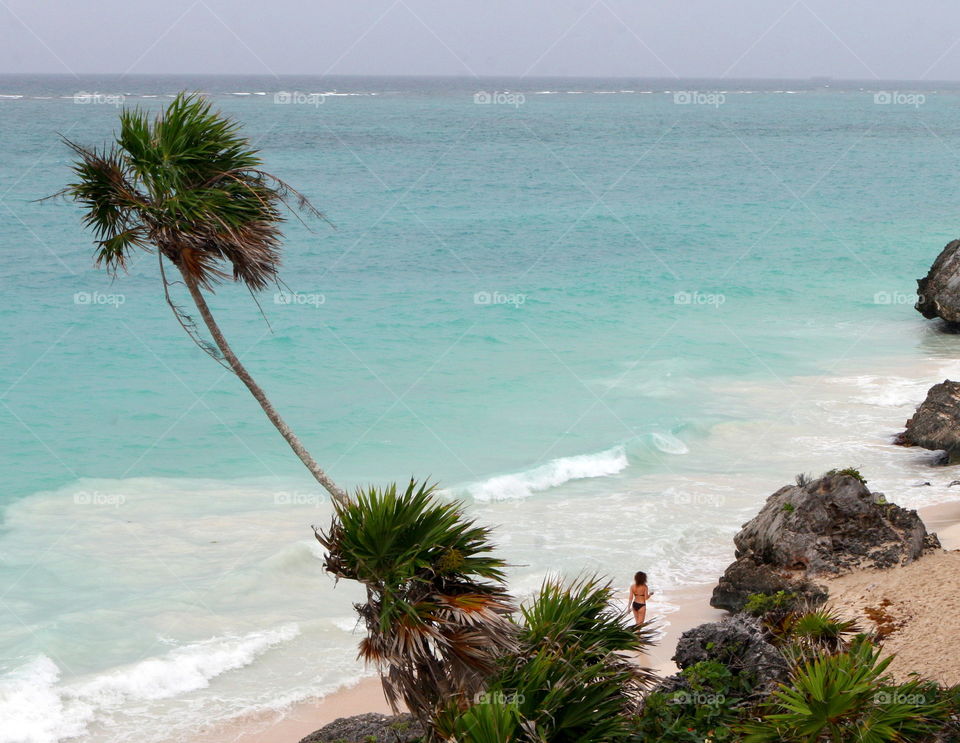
[632,601,645,611]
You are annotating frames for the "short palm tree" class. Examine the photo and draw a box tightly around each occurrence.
[57,93,346,503]
[315,479,517,722]
[779,606,861,660]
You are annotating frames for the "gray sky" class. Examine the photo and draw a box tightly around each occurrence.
[2,0,959,80]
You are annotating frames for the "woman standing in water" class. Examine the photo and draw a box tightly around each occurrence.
[628,571,654,626]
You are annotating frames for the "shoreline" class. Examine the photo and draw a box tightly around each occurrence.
[196,498,960,743]
[184,582,726,743]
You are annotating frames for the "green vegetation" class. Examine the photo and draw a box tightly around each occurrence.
[782,502,795,513]
[825,467,867,484]
[743,591,798,617]
[739,636,947,742]
[780,607,860,658]
[633,661,751,742]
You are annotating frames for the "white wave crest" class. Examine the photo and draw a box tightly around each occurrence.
[0,624,299,743]
[461,446,629,502]
[651,432,689,455]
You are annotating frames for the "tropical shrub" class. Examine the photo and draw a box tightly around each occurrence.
[632,660,752,742]
[775,606,860,659]
[436,576,655,742]
[739,636,947,742]
[743,590,797,618]
[824,467,867,484]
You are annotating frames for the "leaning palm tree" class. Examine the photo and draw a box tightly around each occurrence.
[57,92,345,503]
[316,479,517,724]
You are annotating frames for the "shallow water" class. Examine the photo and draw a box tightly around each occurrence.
[3,74,960,742]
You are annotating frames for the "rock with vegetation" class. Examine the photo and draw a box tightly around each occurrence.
[897,380,960,463]
[672,613,789,688]
[298,713,423,743]
[916,239,960,324]
[711,471,938,611]
[711,557,828,614]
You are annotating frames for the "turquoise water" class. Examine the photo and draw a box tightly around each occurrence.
[4,75,960,742]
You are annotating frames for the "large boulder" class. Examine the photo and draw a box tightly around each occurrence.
[897,380,960,464]
[299,713,424,743]
[916,239,960,323]
[711,557,827,614]
[711,472,939,612]
[672,614,789,689]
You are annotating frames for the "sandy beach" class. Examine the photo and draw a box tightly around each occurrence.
[823,499,960,685]
[184,582,725,743]
[189,498,960,743]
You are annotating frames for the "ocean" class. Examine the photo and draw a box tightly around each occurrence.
[3,74,960,742]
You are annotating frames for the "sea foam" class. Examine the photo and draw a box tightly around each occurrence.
[0,624,299,743]
[459,445,629,502]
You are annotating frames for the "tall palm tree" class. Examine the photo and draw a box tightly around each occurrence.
[58,92,346,503]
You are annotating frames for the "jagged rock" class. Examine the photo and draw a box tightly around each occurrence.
[672,614,789,688]
[897,381,960,464]
[711,558,827,613]
[298,713,423,743]
[711,472,939,611]
[916,239,960,324]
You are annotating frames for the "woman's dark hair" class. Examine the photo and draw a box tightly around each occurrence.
[634,571,647,586]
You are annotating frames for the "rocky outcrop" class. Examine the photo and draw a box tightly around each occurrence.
[711,472,939,612]
[672,614,788,688]
[298,713,423,743]
[916,239,960,324]
[897,381,960,464]
[711,558,827,614]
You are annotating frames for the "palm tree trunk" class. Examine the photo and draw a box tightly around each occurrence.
[179,268,348,506]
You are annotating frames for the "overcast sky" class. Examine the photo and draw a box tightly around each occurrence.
[2,0,960,80]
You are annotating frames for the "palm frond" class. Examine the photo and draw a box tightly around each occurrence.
[59,92,323,292]
[316,479,516,722]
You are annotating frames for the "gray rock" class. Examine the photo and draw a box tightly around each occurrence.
[711,557,827,614]
[672,614,789,688]
[897,381,960,464]
[916,239,960,324]
[298,713,423,743]
[711,472,938,611]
